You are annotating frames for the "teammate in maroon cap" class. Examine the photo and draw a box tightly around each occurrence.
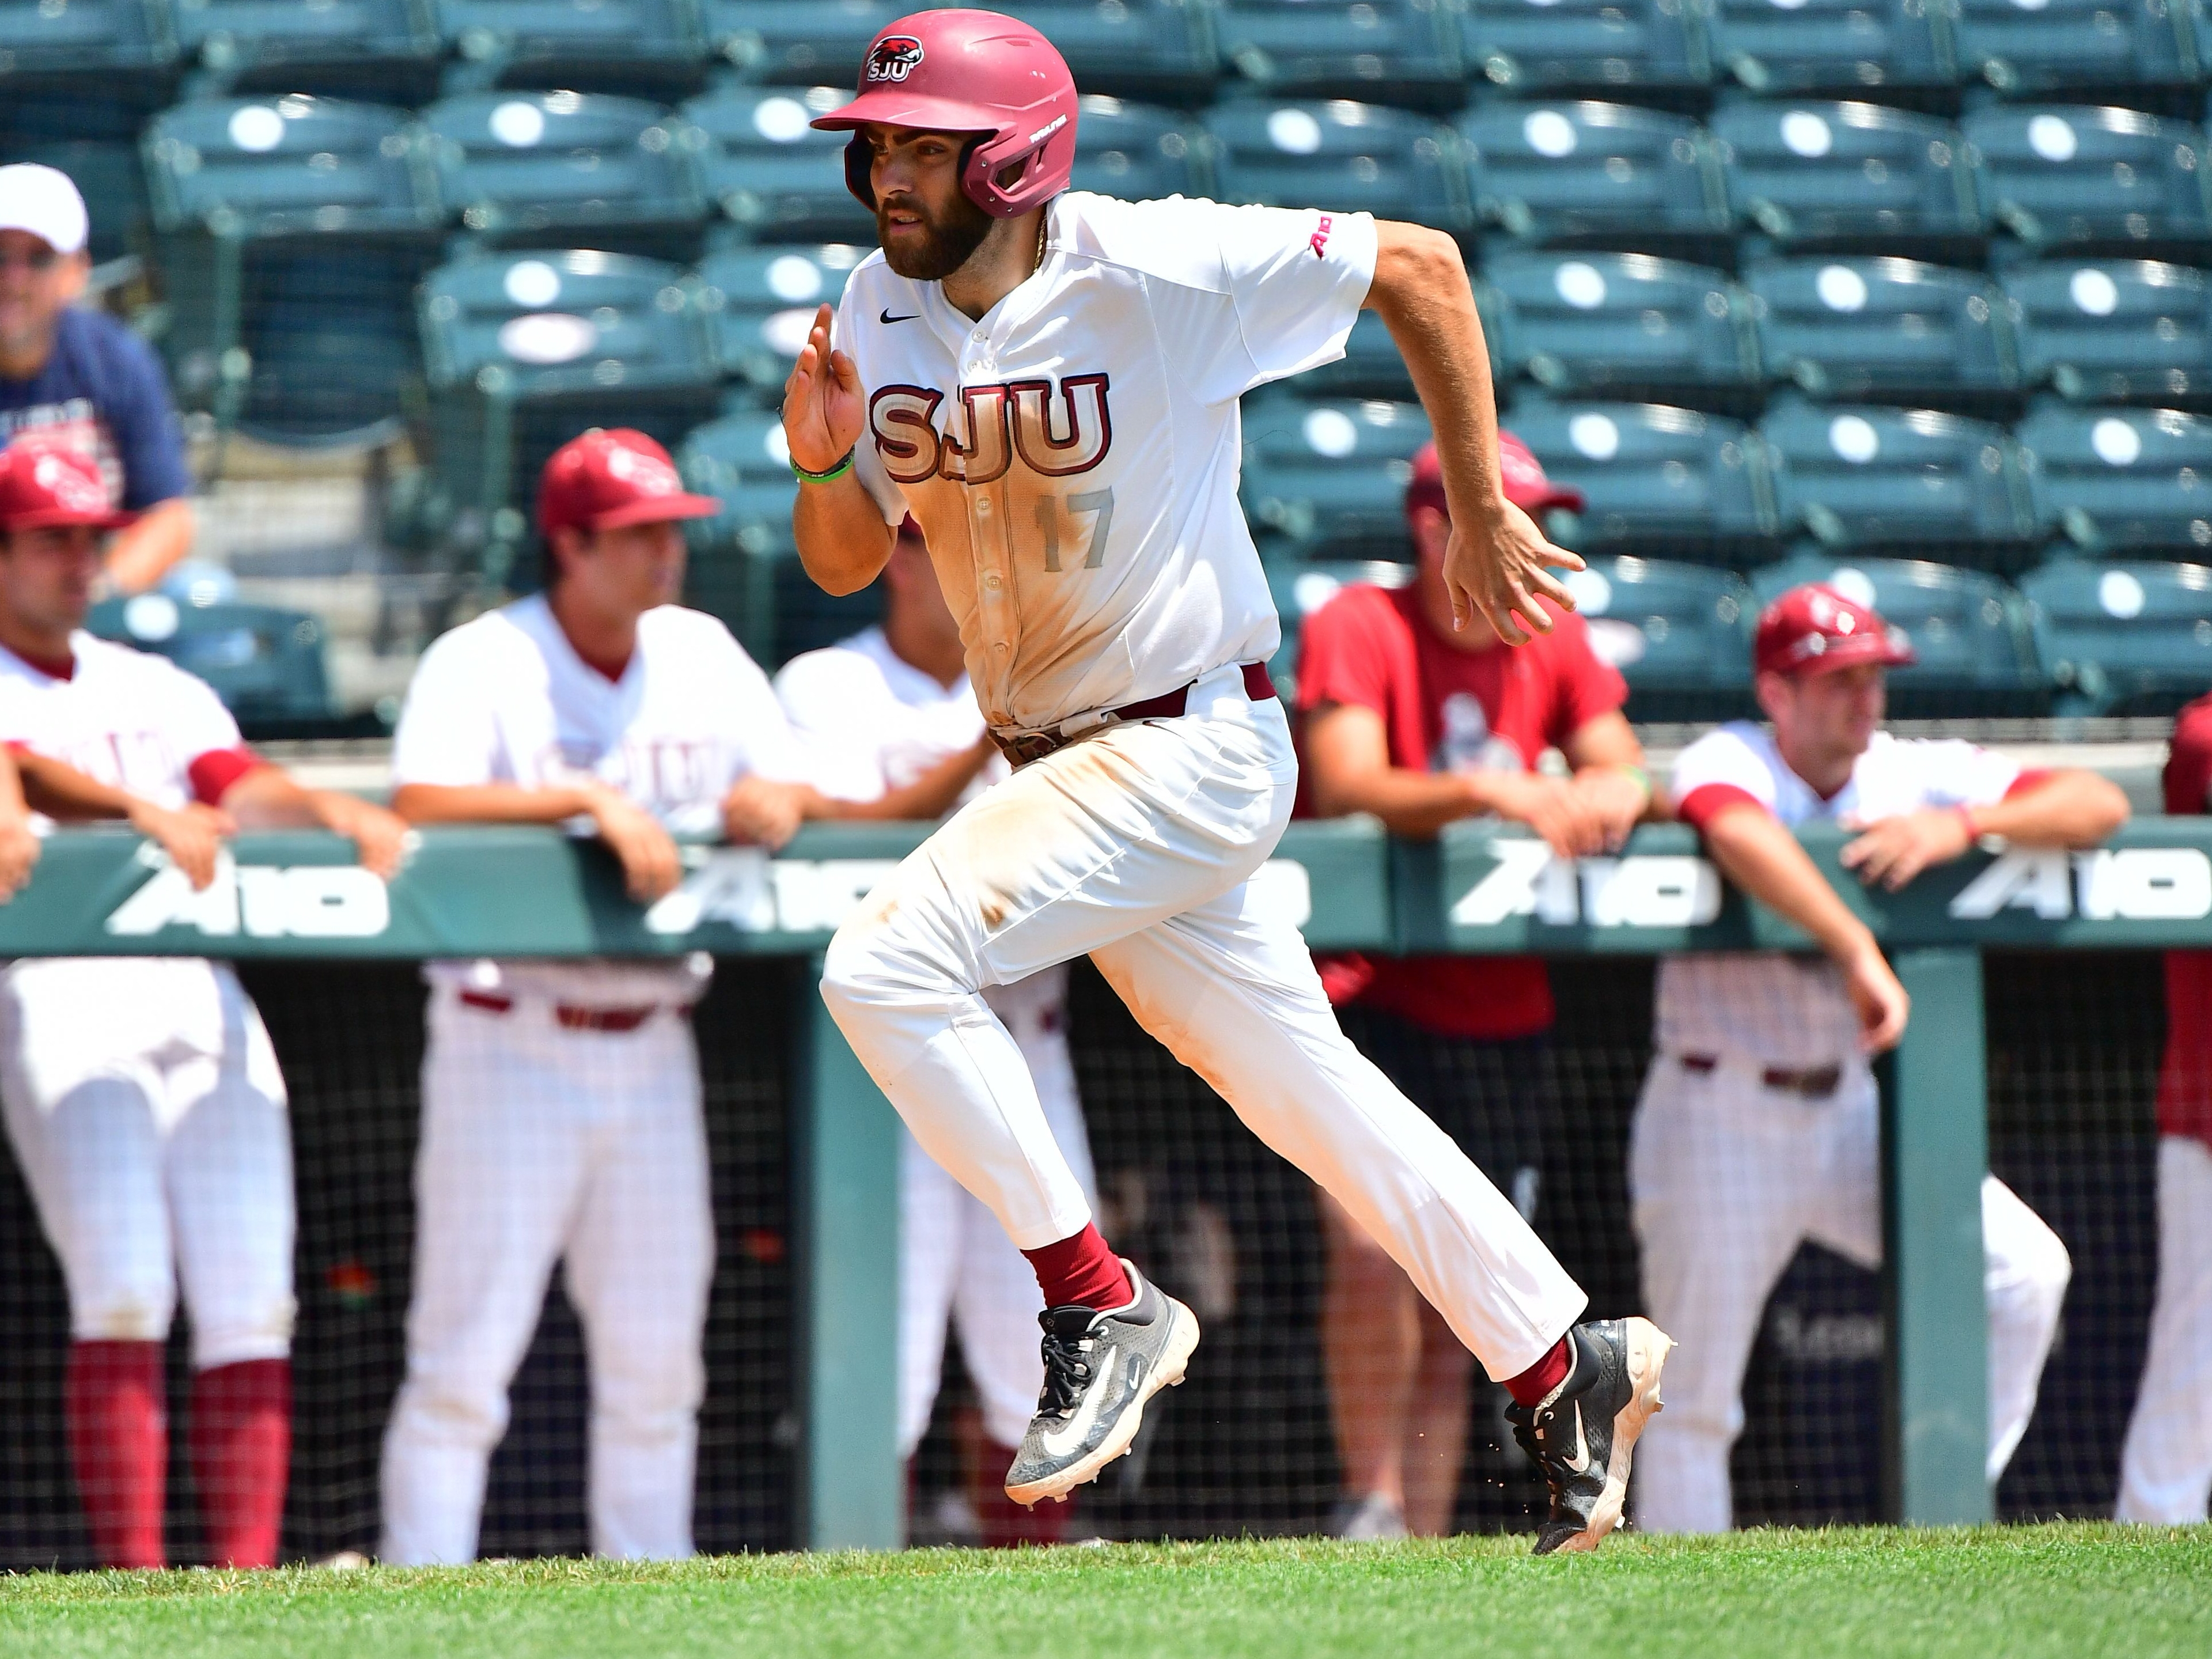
[1294,435,1654,1537]
[377,429,990,1565]
[1630,581,2127,1534]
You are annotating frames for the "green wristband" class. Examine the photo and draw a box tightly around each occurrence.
[791,448,855,484]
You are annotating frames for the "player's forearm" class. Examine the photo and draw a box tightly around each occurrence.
[12,748,141,822]
[1307,759,1484,837]
[214,764,332,829]
[1363,223,1506,534]
[1701,804,1880,965]
[390,781,606,825]
[821,740,997,822]
[794,478,897,597]
[103,499,195,596]
[1971,770,2131,849]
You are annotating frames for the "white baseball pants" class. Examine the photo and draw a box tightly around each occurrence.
[0,958,294,1370]
[1628,1054,2072,1533]
[2116,1134,2212,1523]
[379,988,714,1565]
[821,667,1587,1382]
[901,968,1097,1456]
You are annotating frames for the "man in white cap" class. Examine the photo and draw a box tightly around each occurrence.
[0,163,194,594]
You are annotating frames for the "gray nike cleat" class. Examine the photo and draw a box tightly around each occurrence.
[1506,1316,1674,1555]
[1004,1258,1200,1508]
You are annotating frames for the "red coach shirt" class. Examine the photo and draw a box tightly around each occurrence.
[1295,582,1627,1040]
[2160,693,2212,1148]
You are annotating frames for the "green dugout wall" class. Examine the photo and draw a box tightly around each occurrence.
[7,816,2207,1545]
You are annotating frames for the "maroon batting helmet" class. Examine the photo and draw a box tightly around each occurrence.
[809,8,1078,220]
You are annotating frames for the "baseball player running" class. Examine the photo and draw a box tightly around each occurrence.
[0,435,407,1569]
[782,9,1671,1553]
[1631,582,2122,1532]
[379,429,981,1565]
[2116,690,2212,1522]
[777,516,1098,1547]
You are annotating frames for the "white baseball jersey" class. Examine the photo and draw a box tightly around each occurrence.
[391,594,809,1003]
[839,191,1378,732]
[772,624,1006,804]
[1661,722,2024,1067]
[0,632,252,815]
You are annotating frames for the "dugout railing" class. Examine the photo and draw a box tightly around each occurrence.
[0,816,2199,1556]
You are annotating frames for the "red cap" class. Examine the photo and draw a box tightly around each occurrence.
[0,437,135,531]
[1407,433,1585,524]
[1753,582,1918,678]
[537,429,722,537]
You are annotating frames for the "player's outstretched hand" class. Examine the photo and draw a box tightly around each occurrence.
[1442,499,1585,647]
[1838,808,1976,893]
[781,303,865,475]
[0,811,38,900]
[1842,938,1911,1052]
[585,789,684,904]
[128,800,233,891]
[721,777,809,852]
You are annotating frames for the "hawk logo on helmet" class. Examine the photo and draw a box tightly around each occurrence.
[865,35,925,83]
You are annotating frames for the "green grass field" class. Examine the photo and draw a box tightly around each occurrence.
[0,1524,2205,1658]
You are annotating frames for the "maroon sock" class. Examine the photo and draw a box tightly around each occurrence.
[189,1359,291,1568]
[1504,1335,1575,1408]
[973,1437,1076,1547]
[1021,1222,1131,1312]
[64,1340,168,1569]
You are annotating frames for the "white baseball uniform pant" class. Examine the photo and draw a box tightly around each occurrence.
[379,987,714,1565]
[2116,1134,2212,1523]
[901,968,1098,1456]
[0,958,294,1369]
[821,666,1587,1382]
[1628,1054,2072,1533]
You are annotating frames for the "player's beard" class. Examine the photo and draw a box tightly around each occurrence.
[876,187,995,282]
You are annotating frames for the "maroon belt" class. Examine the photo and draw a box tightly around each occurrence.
[457,988,681,1035]
[991,662,1277,769]
[1679,1052,1844,1100]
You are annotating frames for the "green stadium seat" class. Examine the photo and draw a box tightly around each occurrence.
[1507,399,1776,552]
[0,0,173,77]
[1206,98,1469,232]
[674,409,794,656]
[704,0,902,86]
[2017,403,2212,556]
[1965,107,2212,255]
[1217,0,1464,107]
[1462,0,1709,93]
[431,0,704,91]
[1759,399,2035,551]
[1952,0,2199,95]
[1751,552,2048,713]
[145,94,434,238]
[86,593,336,728]
[1747,256,2020,406]
[1267,556,1413,702]
[680,82,876,245]
[1240,395,1429,557]
[2021,555,2212,714]
[693,243,866,390]
[1311,312,1418,400]
[421,90,704,248]
[1711,98,1983,249]
[1479,251,1762,406]
[981,0,1218,104]
[1071,96,1213,200]
[1706,0,1953,94]
[1562,555,1756,719]
[2003,258,2212,405]
[1459,101,1730,250]
[171,0,441,95]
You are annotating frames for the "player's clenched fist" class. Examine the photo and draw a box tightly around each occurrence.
[127,800,233,891]
[1442,498,1585,648]
[582,785,684,904]
[721,775,812,851]
[316,792,412,881]
[781,302,865,475]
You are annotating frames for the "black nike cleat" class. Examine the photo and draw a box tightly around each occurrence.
[1507,1316,1674,1555]
[1004,1259,1200,1508]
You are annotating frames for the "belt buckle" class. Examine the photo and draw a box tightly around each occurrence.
[995,730,1060,769]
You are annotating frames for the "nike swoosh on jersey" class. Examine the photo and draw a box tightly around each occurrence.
[880,308,918,324]
[1039,1348,1132,1459]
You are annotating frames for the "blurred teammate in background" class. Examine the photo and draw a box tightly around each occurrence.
[1295,437,1652,1539]
[1632,583,2124,1532]
[2116,691,2212,1522]
[0,165,194,593]
[777,517,1097,1548]
[0,434,405,1569]
[380,431,977,1565]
